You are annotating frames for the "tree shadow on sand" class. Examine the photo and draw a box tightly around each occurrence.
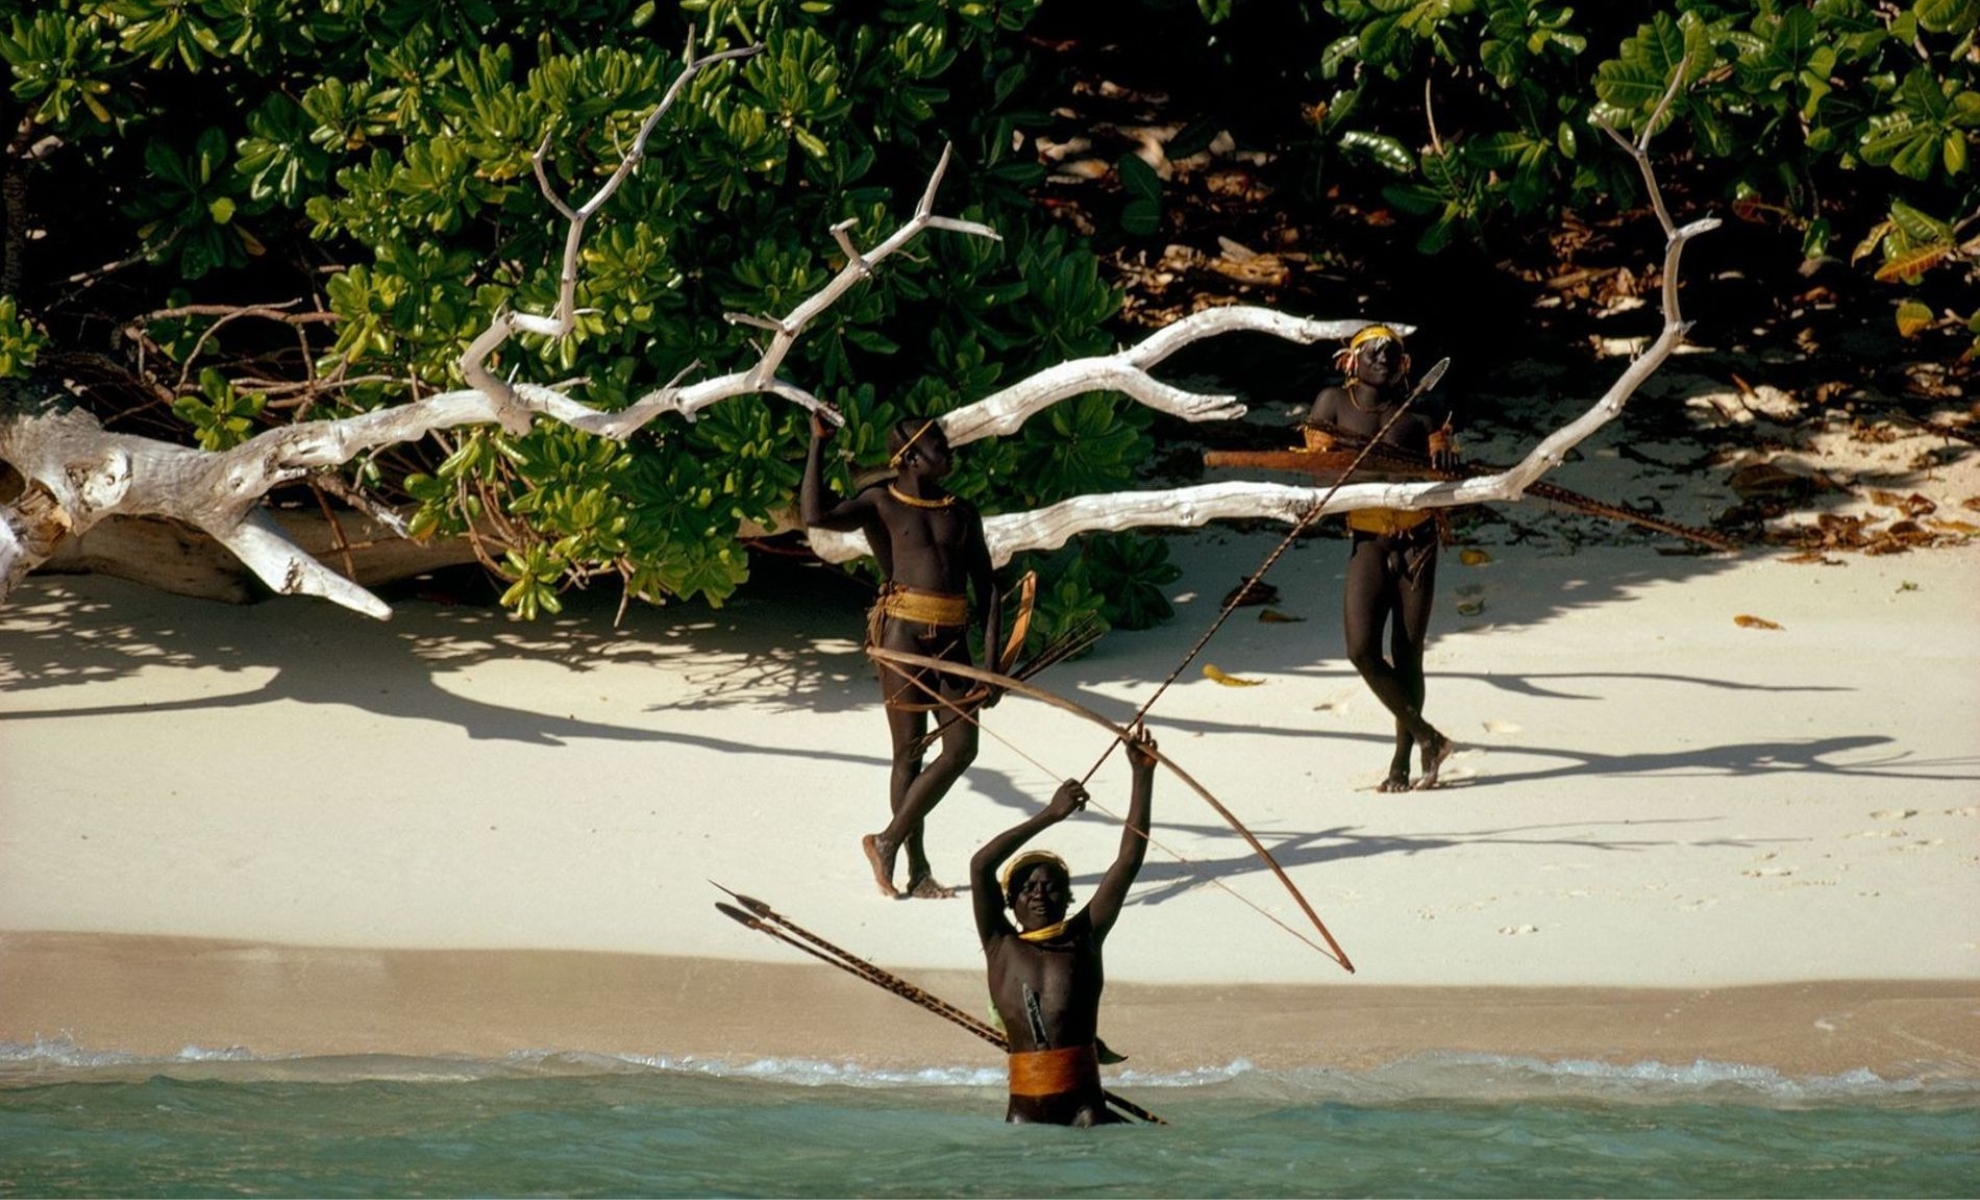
[0,570,885,758]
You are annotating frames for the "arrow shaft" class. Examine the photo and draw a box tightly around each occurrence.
[715,889,1163,1123]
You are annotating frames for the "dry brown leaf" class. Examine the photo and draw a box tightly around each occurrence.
[1203,664,1265,687]
[1257,608,1305,623]
[1222,577,1281,607]
[1728,462,1819,499]
[1781,551,1843,565]
[1925,518,1980,535]
[1734,614,1783,630]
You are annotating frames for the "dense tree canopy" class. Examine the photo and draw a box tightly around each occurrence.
[1,0,1971,627]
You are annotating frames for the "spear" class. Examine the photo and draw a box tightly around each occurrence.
[711,883,1164,1125]
[1079,356,1451,786]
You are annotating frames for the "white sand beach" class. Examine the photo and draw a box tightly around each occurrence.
[3,521,1976,1079]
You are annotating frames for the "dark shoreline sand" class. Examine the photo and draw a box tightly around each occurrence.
[5,933,1974,1081]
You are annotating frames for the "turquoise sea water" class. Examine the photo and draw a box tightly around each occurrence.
[2,1044,1975,1198]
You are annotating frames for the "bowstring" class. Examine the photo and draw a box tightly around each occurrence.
[873,656,1336,956]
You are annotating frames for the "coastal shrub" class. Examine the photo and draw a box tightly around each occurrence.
[1102,0,1978,354]
[0,0,1152,635]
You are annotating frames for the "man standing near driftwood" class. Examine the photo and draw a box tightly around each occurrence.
[803,411,1002,899]
[1305,325,1461,791]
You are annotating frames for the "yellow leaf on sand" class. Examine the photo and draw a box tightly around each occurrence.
[1203,664,1265,687]
[1459,548,1492,566]
[1734,614,1783,630]
[1258,608,1305,623]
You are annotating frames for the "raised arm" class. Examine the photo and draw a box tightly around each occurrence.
[1427,401,1461,472]
[801,411,874,532]
[1083,726,1156,942]
[970,779,1087,945]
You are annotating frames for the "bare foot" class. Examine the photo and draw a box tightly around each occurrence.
[1376,773,1411,793]
[860,834,899,898]
[1412,733,1456,790]
[905,874,956,899]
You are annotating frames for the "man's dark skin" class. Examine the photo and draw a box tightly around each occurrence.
[802,412,1002,899]
[1305,331,1460,791]
[970,726,1156,1126]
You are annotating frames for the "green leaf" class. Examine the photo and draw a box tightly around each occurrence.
[1117,151,1162,203]
[1890,199,1955,244]
[1914,0,1980,35]
[1337,129,1415,174]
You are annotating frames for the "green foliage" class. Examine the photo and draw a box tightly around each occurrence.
[170,369,267,451]
[0,296,48,379]
[3,0,1176,622]
[1125,0,1979,361]
[1016,530,1182,649]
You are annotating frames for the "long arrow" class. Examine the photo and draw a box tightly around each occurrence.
[711,883,1163,1124]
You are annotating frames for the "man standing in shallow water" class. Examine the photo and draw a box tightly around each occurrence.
[802,411,1001,899]
[970,725,1156,1126]
[1304,324,1461,791]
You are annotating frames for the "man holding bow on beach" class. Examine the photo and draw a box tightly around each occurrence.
[1305,324,1461,791]
[803,411,1002,900]
[970,725,1157,1126]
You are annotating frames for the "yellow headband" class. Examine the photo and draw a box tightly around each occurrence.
[888,419,940,469]
[1001,850,1069,901]
[1349,323,1402,349]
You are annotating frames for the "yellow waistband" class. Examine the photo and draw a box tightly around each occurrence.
[876,586,968,627]
[1346,507,1432,535]
[1008,1045,1100,1097]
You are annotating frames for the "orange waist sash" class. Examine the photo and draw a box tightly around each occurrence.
[1346,506,1432,536]
[1008,1045,1100,1098]
[875,585,968,628]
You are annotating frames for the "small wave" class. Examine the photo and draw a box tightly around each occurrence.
[5,1038,1974,1104]
[1282,1052,1971,1105]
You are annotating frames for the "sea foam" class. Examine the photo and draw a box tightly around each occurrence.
[3,1037,1973,1105]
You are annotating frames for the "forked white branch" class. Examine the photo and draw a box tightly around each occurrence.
[807,69,1716,566]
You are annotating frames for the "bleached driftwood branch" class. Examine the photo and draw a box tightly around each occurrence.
[937,308,1412,446]
[0,38,998,617]
[808,72,1717,566]
[464,36,763,436]
[564,142,1001,437]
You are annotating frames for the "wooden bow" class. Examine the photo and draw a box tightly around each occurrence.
[868,645,1354,973]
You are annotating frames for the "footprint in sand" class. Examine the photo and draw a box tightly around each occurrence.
[1871,808,1918,820]
[1947,806,1978,817]
[1853,829,1907,838]
[1481,719,1522,734]
[1498,924,1539,936]
[1742,866,1792,877]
